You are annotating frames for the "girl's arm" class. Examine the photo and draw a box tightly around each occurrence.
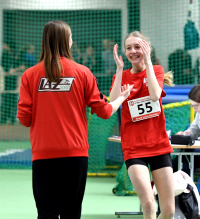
[138,40,162,102]
[186,113,200,139]
[17,72,32,127]
[85,67,132,120]
[177,114,200,140]
[109,44,124,102]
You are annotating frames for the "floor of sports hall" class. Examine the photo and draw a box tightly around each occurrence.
[0,169,142,219]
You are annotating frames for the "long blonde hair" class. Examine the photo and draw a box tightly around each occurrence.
[39,20,74,83]
[124,31,174,86]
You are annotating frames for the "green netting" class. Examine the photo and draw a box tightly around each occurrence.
[164,104,191,135]
[164,102,191,160]
[113,162,136,196]
[87,108,119,173]
[0,0,199,175]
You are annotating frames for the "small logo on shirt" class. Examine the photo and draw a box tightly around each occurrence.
[143,78,148,87]
[38,77,75,92]
[129,101,134,106]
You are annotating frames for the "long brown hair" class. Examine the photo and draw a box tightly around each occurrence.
[39,20,74,82]
[124,31,174,86]
[188,84,200,103]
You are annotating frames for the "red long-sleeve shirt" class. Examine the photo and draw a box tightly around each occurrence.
[17,57,112,161]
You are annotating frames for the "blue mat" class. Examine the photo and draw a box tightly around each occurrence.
[164,89,191,95]
[162,84,194,104]
[164,85,194,89]
[162,95,189,104]
[0,149,32,167]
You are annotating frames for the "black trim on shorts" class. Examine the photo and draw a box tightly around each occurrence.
[125,153,172,171]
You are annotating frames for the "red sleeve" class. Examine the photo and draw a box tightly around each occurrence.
[154,65,166,97]
[17,72,32,127]
[84,69,112,119]
[109,74,116,94]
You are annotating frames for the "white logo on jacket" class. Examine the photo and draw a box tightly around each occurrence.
[38,77,75,92]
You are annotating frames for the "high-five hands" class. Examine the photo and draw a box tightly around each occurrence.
[110,84,134,116]
[120,84,134,99]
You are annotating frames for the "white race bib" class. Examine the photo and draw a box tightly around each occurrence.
[128,96,161,122]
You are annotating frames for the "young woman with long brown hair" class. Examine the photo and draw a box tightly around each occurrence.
[17,20,133,219]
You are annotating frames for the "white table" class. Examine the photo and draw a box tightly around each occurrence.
[108,136,200,180]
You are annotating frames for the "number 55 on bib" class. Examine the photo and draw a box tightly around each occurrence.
[128,96,161,122]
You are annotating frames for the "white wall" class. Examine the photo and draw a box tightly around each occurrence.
[141,0,200,71]
[0,0,128,60]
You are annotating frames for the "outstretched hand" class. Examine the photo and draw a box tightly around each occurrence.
[113,44,124,69]
[138,40,151,64]
[119,84,134,99]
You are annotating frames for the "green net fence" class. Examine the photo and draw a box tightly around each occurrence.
[0,0,199,177]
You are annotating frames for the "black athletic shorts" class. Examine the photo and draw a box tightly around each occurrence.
[125,153,172,171]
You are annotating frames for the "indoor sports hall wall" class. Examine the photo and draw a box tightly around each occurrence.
[141,0,200,73]
[0,0,199,174]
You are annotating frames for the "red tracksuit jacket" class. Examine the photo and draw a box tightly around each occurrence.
[17,57,112,161]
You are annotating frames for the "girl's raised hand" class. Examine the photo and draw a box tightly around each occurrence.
[138,40,151,64]
[113,44,124,69]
